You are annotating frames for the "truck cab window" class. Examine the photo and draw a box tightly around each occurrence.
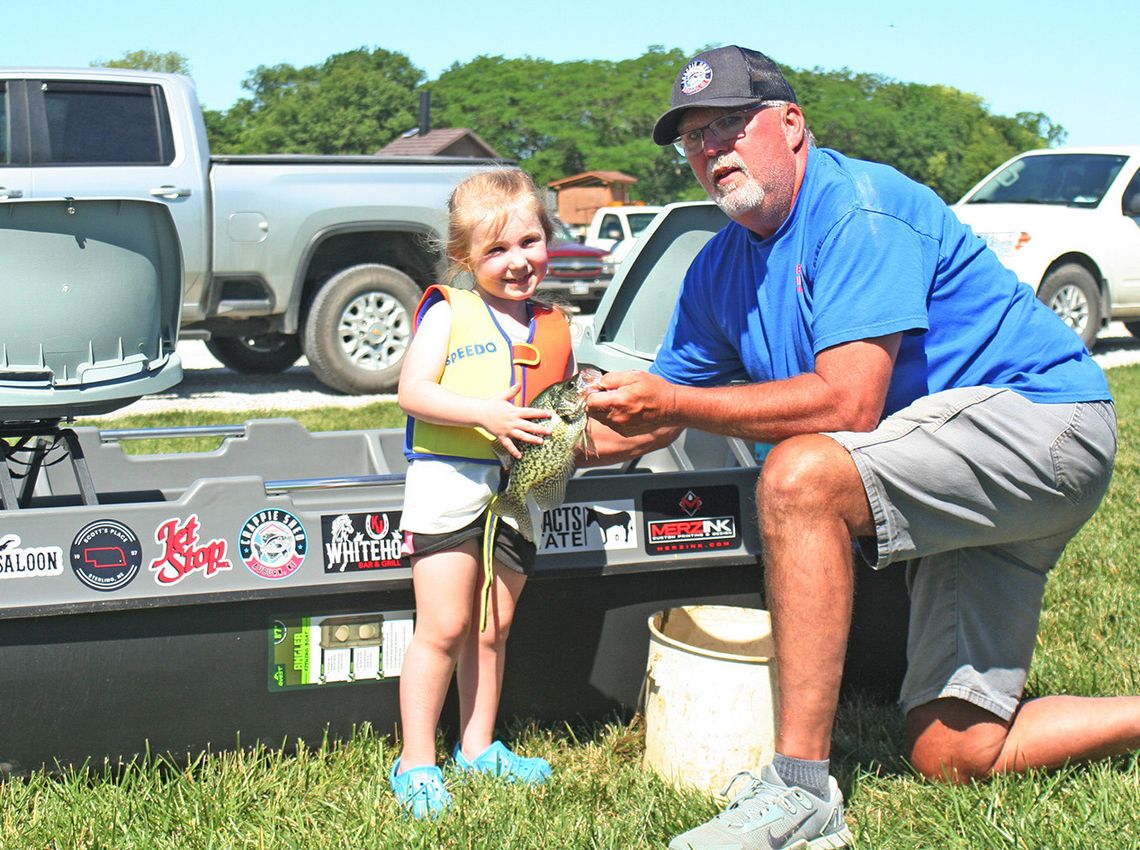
[0,83,8,164]
[39,82,174,165]
[1123,169,1140,218]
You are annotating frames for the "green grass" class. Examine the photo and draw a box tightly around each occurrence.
[75,405,405,454]
[4,368,1140,848]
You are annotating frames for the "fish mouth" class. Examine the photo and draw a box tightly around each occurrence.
[576,367,603,394]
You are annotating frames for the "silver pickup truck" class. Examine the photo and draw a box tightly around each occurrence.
[0,67,503,394]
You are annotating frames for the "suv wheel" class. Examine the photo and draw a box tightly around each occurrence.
[303,263,420,395]
[1037,263,1101,349]
[205,333,302,374]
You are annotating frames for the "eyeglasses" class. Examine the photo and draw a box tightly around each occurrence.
[672,105,770,156]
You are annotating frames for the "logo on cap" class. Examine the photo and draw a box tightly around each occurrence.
[680,60,713,96]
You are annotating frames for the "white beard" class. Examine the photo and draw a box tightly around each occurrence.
[706,153,765,217]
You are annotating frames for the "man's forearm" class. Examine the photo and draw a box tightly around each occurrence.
[577,422,681,467]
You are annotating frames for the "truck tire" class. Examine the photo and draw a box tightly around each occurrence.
[1125,321,1140,339]
[205,333,302,374]
[303,263,420,395]
[1037,263,1101,349]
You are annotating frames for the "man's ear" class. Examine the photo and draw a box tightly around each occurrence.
[780,103,806,150]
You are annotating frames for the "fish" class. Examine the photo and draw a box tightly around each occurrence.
[489,368,603,542]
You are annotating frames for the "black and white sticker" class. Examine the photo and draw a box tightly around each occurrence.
[70,520,143,591]
[537,499,637,553]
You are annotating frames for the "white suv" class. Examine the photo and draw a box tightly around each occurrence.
[951,146,1140,347]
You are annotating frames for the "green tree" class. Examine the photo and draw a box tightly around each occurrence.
[200,47,1059,204]
[430,48,699,204]
[785,65,1059,201]
[91,49,191,75]
[213,47,424,155]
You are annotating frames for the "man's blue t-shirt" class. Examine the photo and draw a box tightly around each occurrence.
[651,148,1110,414]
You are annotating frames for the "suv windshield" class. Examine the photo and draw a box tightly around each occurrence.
[966,153,1127,208]
[627,212,659,238]
[551,217,578,245]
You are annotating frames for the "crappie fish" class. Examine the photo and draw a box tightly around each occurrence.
[490,368,603,542]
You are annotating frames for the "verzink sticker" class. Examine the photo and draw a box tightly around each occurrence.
[70,520,143,592]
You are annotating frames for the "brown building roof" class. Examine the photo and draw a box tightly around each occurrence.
[376,128,500,158]
[547,170,638,189]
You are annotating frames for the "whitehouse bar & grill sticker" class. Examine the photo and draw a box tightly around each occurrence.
[320,511,406,573]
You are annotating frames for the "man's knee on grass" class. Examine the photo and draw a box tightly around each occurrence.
[906,697,1012,782]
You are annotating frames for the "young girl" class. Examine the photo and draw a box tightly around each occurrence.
[390,169,575,818]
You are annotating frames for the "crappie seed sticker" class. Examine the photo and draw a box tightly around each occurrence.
[643,486,741,556]
[70,520,143,591]
[538,500,637,553]
[240,509,307,580]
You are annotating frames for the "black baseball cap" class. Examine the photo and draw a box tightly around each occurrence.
[652,46,798,146]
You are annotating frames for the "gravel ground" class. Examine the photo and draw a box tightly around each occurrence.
[99,319,1140,420]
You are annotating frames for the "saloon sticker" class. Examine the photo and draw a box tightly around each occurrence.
[269,610,414,691]
[320,511,406,573]
[149,515,233,585]
[70,519,143,591]
[538,499,637,553]
[0,533,64,578]
[239,509,307,580]
[643,486,741,556]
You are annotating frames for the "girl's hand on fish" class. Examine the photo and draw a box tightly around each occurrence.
[485,382,552,459]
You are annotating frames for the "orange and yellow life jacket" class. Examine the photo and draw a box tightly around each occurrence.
[403,285,573,463]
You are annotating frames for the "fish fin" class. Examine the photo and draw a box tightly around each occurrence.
[531,464,573,510]
[489,492,534,542]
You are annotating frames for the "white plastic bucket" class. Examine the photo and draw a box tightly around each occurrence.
[643,605,778,796]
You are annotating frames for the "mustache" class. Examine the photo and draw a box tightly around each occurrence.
[706,152,749,183]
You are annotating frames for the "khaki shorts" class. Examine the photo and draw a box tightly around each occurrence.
[827,387,1117,720]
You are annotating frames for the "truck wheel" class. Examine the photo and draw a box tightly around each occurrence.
[303,263,420,395]
[1125,321,1140,339]
[205,333,302,374]
[1037,263,1101,349]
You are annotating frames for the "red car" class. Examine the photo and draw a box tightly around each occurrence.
[543,219,613,306]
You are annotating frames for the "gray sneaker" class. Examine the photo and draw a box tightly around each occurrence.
[668,764,853,850]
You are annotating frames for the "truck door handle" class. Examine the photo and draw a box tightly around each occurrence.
[150,185,192,199]
[0,188,24,199]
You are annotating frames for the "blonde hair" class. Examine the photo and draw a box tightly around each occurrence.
[443,168,555,286]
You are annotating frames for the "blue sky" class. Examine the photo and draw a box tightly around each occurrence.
[6,0,1135,153]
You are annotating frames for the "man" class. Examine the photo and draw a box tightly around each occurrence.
[586,45,1138,849]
